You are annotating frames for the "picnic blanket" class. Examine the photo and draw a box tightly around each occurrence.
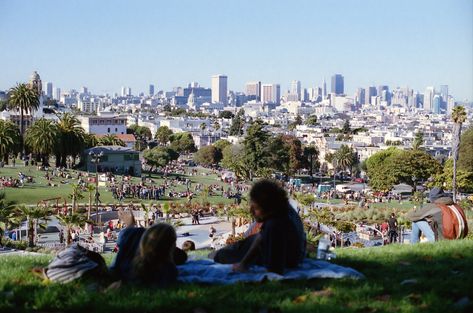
[177,258,364,284]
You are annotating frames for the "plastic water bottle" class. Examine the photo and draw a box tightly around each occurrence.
[317,234,336,260]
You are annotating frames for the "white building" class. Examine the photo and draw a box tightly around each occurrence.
[261,83,280,105]
[211,74,228,105]
[79,112,127,135]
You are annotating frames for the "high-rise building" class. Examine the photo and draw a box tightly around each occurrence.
[149,84,155,96]
[439,85,448,112]
[81,86,88,95]
[54,88,61,101]
[365,86,377,104]
[245,81,261,101]
[211,74,228,105]
[45,82,53,99]
[323,78,327,98]
[290,80,302,100]
[432,95,442,114]
[127,87,132,96]
[261,84,281,105]
[423,87,435,111]
[331,74,344,95]
[121,86,127,97]
[356,88,366,105]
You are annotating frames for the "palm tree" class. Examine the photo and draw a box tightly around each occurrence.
[200,122,207,135]
[56,213,88,245]
[25,119,58,166]
[303,145,318,178]
[7,83,40,156]
[98,134,125,146]
[0,120,20,164]
[85,184,95,220]
[335,144,356,177]
[56,113,86,167]
[451,105,467,202]
[69,184,84,215]
[16,205,52,247]
[0,193,19,246]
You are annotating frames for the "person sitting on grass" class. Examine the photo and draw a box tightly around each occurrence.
[109,209,187,285]
[212,179,306,275]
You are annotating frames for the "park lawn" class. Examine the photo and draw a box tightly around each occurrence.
[0,165,236,206]
[0,240,472,313]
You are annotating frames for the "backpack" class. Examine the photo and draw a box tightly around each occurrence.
[45,243,108,283]
[436,203,469,240]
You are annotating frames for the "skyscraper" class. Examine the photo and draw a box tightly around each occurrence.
[211,74,228,105]
[331,74,344,95]
[45,82,53,99]
[121,86,127,97]
[432,95,442,114]
[323,78,327,98]
[81,86,88,95]
[439,85,448,112]
[290,80,302,100]
[423,87,435,111]
[149,84,155,96]
[261,84,280,105]
[356,88,366,105]
[54,88,61,101]
[245,81,261,101]
[365,86,377,104]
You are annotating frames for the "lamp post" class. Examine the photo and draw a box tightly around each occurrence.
[89,150,103,224]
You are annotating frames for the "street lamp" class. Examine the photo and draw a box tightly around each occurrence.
[89,150,103,224]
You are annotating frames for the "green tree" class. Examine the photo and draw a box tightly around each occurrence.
[451,105,467,202]
[412,131,424,150]
[169,132,196,153]
[267,135,290,174]
[303,145,319,178]
[221,144,249,179]
[16,205,52,247]
[342,120,351,134]
[194,145,223,166]
[25,119,58,166]
[229,109,245,136]
[69,184,84,215]
[56,113,86,167]
[144,146,179,171]
[390,150,441,187]
[458,126,473,172]
[98,134,125,147]
[335,144,357,176]
[218,110,234,119]
[305,115,318,126]
[431,159,473,193]
[214,139,231,152]
[7,83,40,156]
[365,147,403,192]
[56,213,89,245]
[243,120,270,180]
[0,120,20,164]
[0,193,19,246]
[282,135,305,175]
[155,126,173,146]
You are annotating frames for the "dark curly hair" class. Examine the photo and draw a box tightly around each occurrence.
[249,179,289,217]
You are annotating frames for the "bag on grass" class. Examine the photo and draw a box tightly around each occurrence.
[44,243,107,283]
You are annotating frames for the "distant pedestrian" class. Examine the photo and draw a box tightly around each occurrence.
[388,213,398,243]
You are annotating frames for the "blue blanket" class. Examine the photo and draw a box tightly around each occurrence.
[177,258,364,284]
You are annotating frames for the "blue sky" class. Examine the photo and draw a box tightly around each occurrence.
[1,0,472,100]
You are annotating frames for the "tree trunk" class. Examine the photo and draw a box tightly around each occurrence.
[452,123,462,203]
[88,192,92,220]
[20,109,24,158]
[28,219,34,247]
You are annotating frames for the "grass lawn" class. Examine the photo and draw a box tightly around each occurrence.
[0,165,235,206]
[1,240,472,312]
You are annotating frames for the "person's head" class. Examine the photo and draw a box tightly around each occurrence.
[429,187,452,203]
[249,179,289,222]
[181,240,196,252]
[134,223,177,277]
[390,213,395,218]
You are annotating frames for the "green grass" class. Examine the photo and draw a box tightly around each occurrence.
[0,165,235,206]
[1,240,472,312]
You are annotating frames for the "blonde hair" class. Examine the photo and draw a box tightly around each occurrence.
[132,223,176,282]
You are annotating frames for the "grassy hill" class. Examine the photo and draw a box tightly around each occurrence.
[1,239,472,313]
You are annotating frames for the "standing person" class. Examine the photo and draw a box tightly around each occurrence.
[59,229,64,244]
[388,213,398,243]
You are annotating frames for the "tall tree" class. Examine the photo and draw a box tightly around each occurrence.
[451,105,467,202]
[155,126,173,146]
[243,120,269,180]
[56,113,86,167]
[7,83,40,156]
[412,131,424,150]
[0,120,20,164]
[335,144,357,176]
[303,145,319,178]
[0,193,19,246]
[229,109,245,136]
[194,145,223,166]
[143,146,179,171]
[169,132,196,154]
[16,205,52,247]
[25,119,58,166]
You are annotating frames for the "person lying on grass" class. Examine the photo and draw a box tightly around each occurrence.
[109,210,187,287]
[212,179,306,275]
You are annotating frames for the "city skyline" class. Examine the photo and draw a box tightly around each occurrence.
[0,0,472,100]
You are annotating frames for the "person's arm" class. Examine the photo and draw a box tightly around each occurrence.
[232,233,262,272]
[264,219,287,275]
